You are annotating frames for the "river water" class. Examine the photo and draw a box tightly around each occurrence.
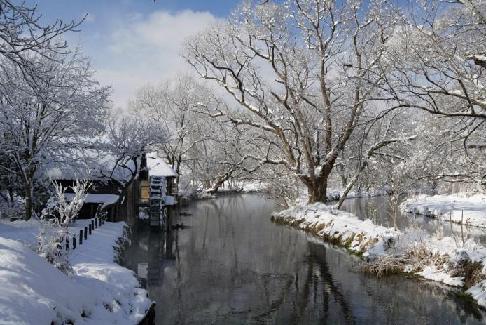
[121,194,485,324]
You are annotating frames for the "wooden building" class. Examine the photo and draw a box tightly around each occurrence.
[46,151,177,226]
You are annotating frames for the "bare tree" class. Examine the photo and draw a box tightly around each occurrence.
[185,0,399,203]
[383,0,485,120]
[131,76,262,193]
[0,0,83,69]
[131,77,207,188]
[106,114,167,183]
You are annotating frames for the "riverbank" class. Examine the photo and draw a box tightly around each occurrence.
[400,193,485,228]
[0,219,151,324]
[179,180,269,201]
[272,202,486,307]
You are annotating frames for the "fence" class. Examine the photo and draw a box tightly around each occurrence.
[62,217,105,252]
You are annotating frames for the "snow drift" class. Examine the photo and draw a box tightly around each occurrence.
[0,222,151,325]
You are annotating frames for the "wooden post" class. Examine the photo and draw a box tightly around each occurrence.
[65,237,69,251]
[84,227,88,240]
[449,211,453,233]
[73,236,76,250]
[91,219,95,230]
[79,230,83,245]
[461,210,465,245]
[89,224,92,235]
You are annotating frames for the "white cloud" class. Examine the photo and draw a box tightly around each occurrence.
[84,13,96,23]
[94,10,220,110]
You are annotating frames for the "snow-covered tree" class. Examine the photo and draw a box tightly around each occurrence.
[53,180,90,226]
[131,76,206,188]
[38,179,90,274]
[0,51,109,219]
[383,0,485,120]
[106,114,167,183]
[131,76,261,193]
[0,0,82,68]
[185,0,400,202]
[375,0,486,189]
[186,116,262,193]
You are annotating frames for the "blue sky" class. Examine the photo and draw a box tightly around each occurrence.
[24,0,413,109]
[24,0,242,109]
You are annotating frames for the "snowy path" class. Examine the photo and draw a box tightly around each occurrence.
[0,221,151,325]
[0,218,96,248]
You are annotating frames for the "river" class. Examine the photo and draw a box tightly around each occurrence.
[121,194,485,324]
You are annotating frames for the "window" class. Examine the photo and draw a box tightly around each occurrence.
[139,180,150,204]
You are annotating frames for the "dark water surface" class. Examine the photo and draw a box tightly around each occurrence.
[121,194,485,324]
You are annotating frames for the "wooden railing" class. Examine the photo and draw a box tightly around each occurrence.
[63,217,105,251]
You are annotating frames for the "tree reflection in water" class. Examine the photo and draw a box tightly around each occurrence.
[121,194,485,325]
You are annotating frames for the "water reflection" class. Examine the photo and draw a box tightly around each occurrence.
[122,194,485,324]
[339,196,486,244]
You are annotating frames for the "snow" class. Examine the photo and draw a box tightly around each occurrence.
[467,281,486,307]
[0,219,103,248]
[401,193,485,228]
[273,203,400,254]
[44,148,137,183]
[0,219,42,248]
[64,193,119,207]
[0,221,151,324]
[417,266,464,287]
[326,188,390,201]
[240,181,268,192]
[146,152,177,177]
[0,237,93,325]
[273,201,486,306]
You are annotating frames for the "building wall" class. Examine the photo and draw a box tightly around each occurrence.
[57,172,175,225]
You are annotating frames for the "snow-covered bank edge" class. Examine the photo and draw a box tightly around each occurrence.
[326,188,390,201]
[0,221,152,324]
[271,203,486,307]
[400,193,485,228]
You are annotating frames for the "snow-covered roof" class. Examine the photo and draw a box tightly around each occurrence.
[64,193,119,207]
[146,152,177,177]
[44,148,137,184]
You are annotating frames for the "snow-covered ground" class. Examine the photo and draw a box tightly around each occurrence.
[0,218,41,248]
[272,202,486,307]
[326,188,390,201]
[401,193,485,228]
[0,218,94,249]
[272,203,400,254]
[0,220,151,324]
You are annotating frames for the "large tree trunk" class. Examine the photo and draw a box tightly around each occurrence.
[306,180,328,203]
[205,173,231,194]
[174,156,182,194]
[24,178,33,220]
